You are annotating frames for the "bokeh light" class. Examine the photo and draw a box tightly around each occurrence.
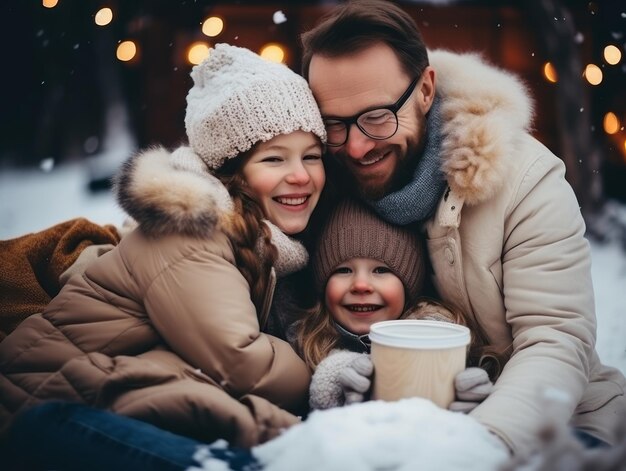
[603,112,620,135]
[202,17,224,37]
[584,63,603,85]
[603,45,622,65]
[543,62,558,83]
[260,44,285,63]
[188,42,210,65]
[42,0,58,8]
[116,41,137,62]
[95,8,113,26]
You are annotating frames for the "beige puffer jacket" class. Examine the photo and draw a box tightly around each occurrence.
[0,147,311,446]
[424,50,626,455]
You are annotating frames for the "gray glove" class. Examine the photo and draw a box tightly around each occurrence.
[309,350,373,410]
[339,354,374,405]
[449,367,493,413]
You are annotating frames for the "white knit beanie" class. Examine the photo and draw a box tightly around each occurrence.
[185,43,327,171]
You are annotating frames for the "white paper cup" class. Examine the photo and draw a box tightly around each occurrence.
[369,319,470,408]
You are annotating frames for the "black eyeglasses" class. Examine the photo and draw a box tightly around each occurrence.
[322,76,420,147]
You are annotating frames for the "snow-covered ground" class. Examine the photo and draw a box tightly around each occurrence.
[1,159,624,375]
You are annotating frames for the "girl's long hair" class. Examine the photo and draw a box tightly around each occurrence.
[295,302,340,370]
[214,153,278,315]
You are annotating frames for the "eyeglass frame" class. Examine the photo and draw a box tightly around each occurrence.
[322,75,421,147]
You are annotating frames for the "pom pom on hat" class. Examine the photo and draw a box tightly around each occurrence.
[313,199,426,305]
[185,43,326,171]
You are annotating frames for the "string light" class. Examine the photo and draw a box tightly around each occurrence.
[42,0,58,8]
[583,63,603,85]
[202,17,224,37]
[260,43,286,63]
[95,8,113,26]
[603,112,620,135]
[542,62,558,83]
[603,45,622,65]
[188,42,210,65]
[117,41,137,62]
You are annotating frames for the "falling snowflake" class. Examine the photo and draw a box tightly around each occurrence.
[273,10,287,25]
[40,158,55,173]
[575,32,584,44]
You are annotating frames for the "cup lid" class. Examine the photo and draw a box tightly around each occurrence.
[369,320,471,349]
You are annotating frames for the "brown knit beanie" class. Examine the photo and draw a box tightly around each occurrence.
[313,199,425,304]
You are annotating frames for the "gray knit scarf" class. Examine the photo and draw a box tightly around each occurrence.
[366,95,446,225]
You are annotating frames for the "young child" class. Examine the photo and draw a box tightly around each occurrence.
[295,198,495,411]
[0,43,326,447]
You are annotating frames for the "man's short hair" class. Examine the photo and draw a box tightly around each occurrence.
[300,0,429,80]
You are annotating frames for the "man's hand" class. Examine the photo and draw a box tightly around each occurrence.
[449,367,493,413]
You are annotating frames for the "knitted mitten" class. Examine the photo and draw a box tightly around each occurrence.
[449,367,493,413]
[309,350,372,410]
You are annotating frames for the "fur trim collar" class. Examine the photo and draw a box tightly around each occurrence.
[114,146,309,276]
[114,146,228,238]
[430,50,533,205]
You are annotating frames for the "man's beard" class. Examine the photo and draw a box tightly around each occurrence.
[341,143,421,200]
[330,118,426,200]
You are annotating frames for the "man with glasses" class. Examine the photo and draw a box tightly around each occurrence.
[301,0,626,459]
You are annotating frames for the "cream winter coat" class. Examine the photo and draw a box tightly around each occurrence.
[425,50,625,455]
[0,148,311,445]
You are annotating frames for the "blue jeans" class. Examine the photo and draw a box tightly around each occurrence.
[3,402,260,471]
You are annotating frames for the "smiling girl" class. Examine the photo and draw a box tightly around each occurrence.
[296,198,496,411]
[0,44,326,446]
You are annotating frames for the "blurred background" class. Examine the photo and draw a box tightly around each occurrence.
[1,0,625,232]
[0,0,624,371]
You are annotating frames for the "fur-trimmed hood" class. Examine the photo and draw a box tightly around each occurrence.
[430,49,533,206]
[114,146,309,276]
[114,146,231,238]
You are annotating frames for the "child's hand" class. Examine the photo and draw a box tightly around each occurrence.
[339,355,374,404]
[449,367,493,413]
[309,350,372,410]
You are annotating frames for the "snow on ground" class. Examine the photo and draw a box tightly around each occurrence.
[191,398,510,471]
[1,160,624,375]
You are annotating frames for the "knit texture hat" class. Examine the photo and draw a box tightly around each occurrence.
[185,43,326,171]
[313,199,425,304]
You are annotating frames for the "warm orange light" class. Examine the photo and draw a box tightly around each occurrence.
[260,44,285,63]
[188,42,210,65]
[584,64,603,85]
[43,0,58,8]
[202,17,224,37]
[603,45,622,65]
[95,8,113,26]
[543,62,558,83]
[116,41,137,62]
[603,112,620,135]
